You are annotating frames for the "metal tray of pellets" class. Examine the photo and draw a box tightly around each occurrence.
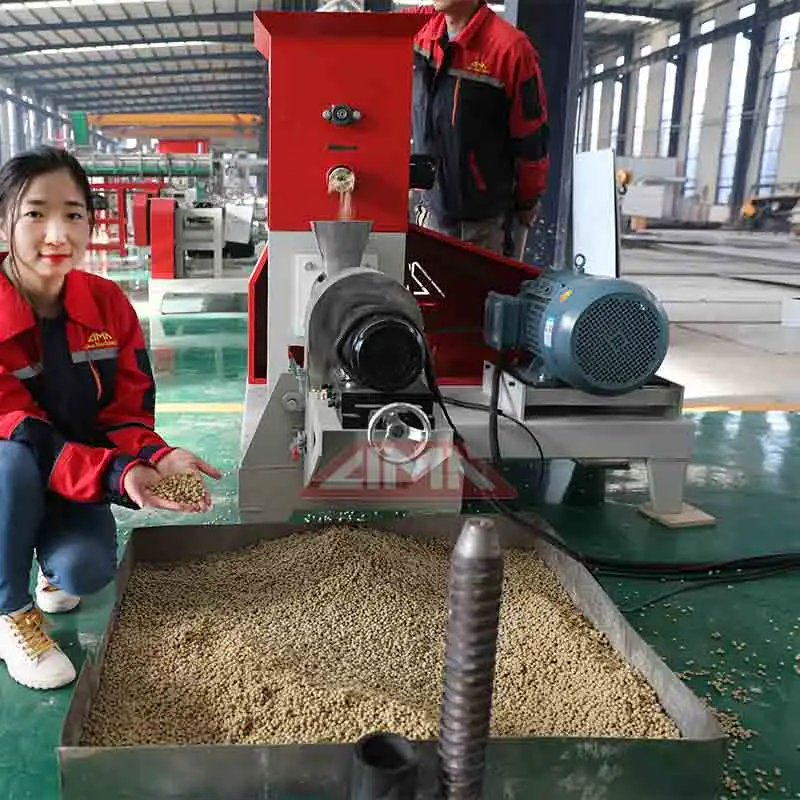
[59,514,726,800]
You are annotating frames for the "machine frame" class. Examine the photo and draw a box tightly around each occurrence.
[238,10,713,529]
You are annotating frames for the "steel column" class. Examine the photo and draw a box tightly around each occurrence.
[504,0,586,270]
[668,11,692,158]
[729,0,769,215]
[616,36,634,155]
[15,103,26,152]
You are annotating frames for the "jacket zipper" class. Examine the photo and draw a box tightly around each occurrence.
[468,151,487,191]
[451,77,461,127]
[88,360,103,401]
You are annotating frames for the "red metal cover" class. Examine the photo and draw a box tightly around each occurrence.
[149,197,177,279]
[132,194,150,246]
[254,11,428,233]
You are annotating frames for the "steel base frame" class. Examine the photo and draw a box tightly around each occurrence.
[239,367,696,524]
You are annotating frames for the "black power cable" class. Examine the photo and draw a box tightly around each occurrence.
[422,344,800,585]
[619,565,796,614]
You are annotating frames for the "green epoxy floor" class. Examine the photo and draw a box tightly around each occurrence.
[2,269,799,799]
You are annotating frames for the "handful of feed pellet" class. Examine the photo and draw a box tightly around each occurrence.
[150,472,207,506]
[82,526,680,747]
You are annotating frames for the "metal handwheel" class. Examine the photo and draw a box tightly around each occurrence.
[366,402,432,464]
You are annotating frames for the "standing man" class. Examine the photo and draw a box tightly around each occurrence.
[408,0,550,257]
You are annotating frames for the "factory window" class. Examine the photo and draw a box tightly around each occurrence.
[683,19,716,196]
[632,45,652,156]
[659,32,682,156]
[758,12,800,194]
[610,55,626,151]
[716,3,756,205]
[589,64,604,150]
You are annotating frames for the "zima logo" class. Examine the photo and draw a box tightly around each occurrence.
[300,440,517,502]
[85,331,116,350]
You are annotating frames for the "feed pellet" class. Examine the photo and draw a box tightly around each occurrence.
[81,526,680,747]
[150,473,206,506]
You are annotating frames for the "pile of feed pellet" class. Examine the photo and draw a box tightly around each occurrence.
[150,473,207,506]
[81,526,680,747]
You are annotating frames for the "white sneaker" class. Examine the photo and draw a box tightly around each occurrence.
[0,607,77,690]
[35,569,80,614]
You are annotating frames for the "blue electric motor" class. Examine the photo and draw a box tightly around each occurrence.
[484,270,669,396]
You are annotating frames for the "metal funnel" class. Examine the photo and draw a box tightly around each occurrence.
[312,220,372,276]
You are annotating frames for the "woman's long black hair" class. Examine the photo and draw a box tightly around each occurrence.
[0,145,95,290]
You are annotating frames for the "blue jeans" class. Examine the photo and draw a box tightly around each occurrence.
[0,440,117,614]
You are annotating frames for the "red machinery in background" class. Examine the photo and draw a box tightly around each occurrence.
[156,139,210,155]
[89,179,163,257]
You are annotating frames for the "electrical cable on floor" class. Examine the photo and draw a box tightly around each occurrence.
[424,344,800,585]
[619,565,797,614]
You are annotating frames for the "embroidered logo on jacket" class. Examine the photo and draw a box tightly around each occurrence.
[85,331,117,350]
[468,60,491,75]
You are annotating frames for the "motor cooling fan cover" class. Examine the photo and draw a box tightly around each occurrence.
[485,271,670,395]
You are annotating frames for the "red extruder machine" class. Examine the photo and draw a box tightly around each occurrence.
[239,10,705,530]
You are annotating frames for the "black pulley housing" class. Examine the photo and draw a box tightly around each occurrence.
[339,313,426,393]
[306,270,427,392]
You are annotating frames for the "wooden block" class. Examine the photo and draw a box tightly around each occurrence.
[638,502,717,529]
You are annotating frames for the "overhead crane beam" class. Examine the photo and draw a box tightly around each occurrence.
[18,65,266,89]
[99,127,261,139]
[59,79,264,104]
[0,10,254,36]
[83,112,263,127]
[77,107,262,119]
[0,34,250,59]
[5,51,261,77]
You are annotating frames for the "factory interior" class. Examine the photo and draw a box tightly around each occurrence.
[0,0,799,797]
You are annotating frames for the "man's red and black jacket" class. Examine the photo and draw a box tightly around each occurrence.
[409,2,550,225]
[0,262,173,507]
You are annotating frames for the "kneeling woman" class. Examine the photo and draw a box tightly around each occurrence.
[0,146,220,691]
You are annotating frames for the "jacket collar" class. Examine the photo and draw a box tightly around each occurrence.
[431,2,492,49]
[0,256,104,342]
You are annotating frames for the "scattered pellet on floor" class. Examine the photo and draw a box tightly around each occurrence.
[81,526,680,747]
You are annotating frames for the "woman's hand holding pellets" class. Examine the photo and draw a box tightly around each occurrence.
[153,448,221,512]
[123,464,201,512]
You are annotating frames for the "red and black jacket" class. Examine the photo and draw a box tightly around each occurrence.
[0,263,173,507]
[409,3,550,225]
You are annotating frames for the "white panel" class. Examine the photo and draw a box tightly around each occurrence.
[622,186,667,218]
[572,149,620,279]
[224,203,254,244]
[615,156,679,181]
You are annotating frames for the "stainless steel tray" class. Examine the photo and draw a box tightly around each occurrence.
[58,514,726,799]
